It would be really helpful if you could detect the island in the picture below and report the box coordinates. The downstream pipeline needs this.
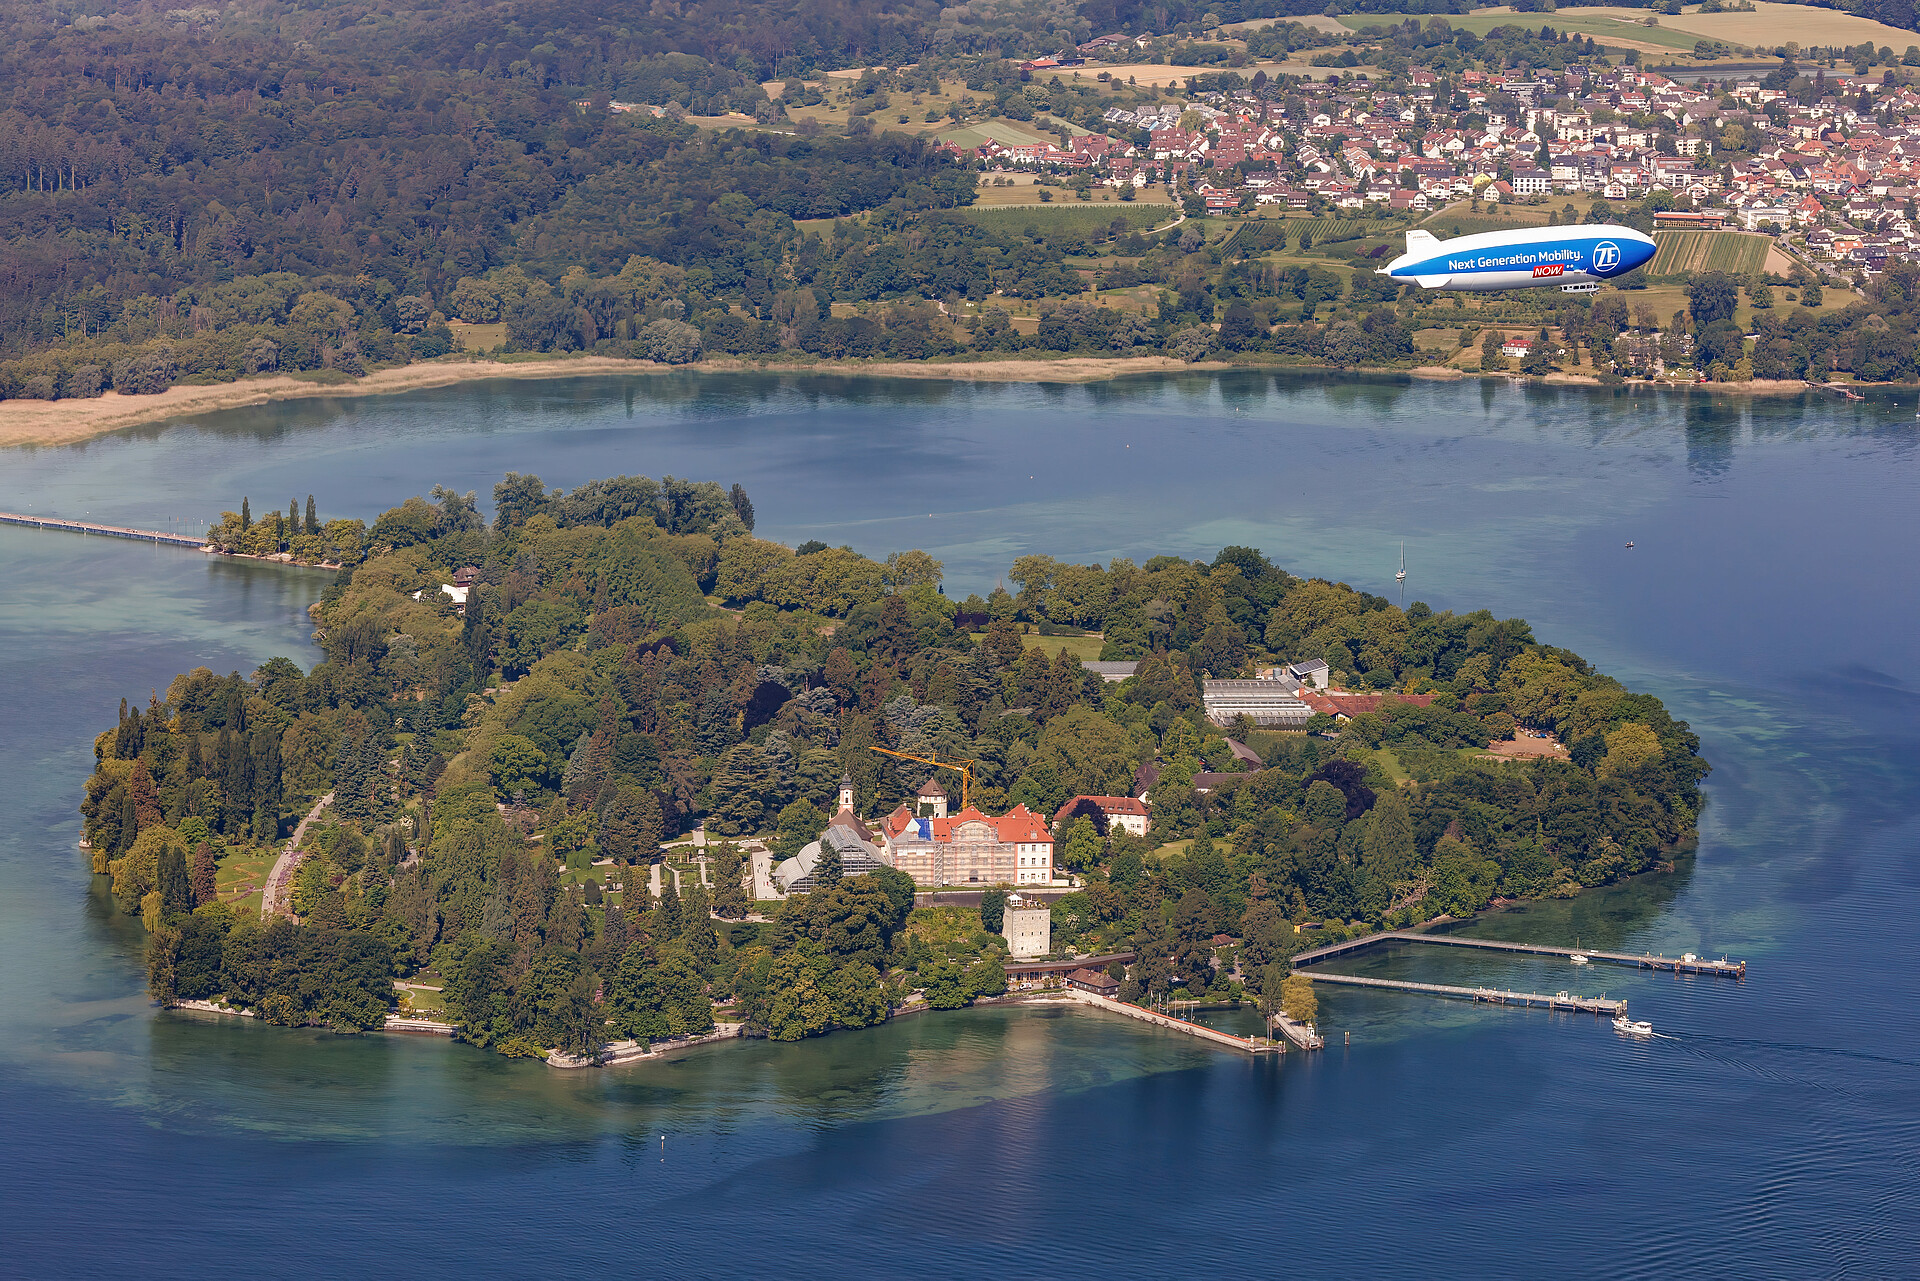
[83,471,1709,1061]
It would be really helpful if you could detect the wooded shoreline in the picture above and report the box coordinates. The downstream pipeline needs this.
[0,354,1838,450]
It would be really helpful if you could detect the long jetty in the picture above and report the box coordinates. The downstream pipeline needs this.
[1067,990,1288,1054]
[1303,972,1626,1015]
[0,510,207,548]
[1293,929,1747,978]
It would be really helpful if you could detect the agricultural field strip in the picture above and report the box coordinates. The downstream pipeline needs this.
[1649,230,1769,276]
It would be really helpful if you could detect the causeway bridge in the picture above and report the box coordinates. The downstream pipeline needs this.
[1293,929,1747,978]
[0,510,207,548]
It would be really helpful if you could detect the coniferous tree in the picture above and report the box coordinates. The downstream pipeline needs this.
[190,842,217,906]
[600,902,629,969]
[813,842,843,889]
[711,842,749,918]
[608,942,667,1043]
[146,925,181,1007]
[305,495,319,535]
[113,789,138,858]
[600,783,662,863]
[657,873,684,939]
[158,844,192,913]
[240,497,251,530]
[289,499,300,533]
[682,884,717,971]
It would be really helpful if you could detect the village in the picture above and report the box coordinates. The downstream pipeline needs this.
[934,48,1920,281]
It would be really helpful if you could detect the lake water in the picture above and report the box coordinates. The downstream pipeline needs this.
[2,371,1916,1278]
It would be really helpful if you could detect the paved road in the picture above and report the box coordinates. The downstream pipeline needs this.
[261,791,334,919]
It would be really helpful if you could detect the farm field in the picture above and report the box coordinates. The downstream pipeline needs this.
[1222,14,1350,34]
[1649,230,1770,276]
[1270,216,1382,245]
[935,117,1057,150]
[1339,10,1701,50]
[1561,2,1920,49]
[973,183,1172,207]
[1032,60,1294,88]
[765,77,1174,142]
[954,204,1172,233]
[1418,209,1556,237]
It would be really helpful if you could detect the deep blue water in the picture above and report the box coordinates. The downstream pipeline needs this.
[2,370,1916,1279]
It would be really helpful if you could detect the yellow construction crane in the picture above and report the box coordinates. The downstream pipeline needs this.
[868,746,976,812]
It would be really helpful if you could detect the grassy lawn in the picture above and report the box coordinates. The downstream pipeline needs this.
[216,846,277,915]
[1153,837,1193,863]
[448,321,506,352]
[1359,746,1410,784]
[396,976,448,1017]
[560,864,607,892]
[1020,633,1106,661]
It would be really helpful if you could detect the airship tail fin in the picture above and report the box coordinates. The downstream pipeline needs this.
[1404,229,1441,257]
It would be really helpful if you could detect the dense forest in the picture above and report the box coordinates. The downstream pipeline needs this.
[84,472,1709,1055]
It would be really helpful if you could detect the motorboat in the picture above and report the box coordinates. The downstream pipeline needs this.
[1569,953,1590,965]
[1613,1015,1653,1036]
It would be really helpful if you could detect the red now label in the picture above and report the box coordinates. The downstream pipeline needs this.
[1532,264,1565,278]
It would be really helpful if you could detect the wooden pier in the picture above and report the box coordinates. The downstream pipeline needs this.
[1293,929,1746,978]
[1304,972,1627,1015]
[0,510,207,548]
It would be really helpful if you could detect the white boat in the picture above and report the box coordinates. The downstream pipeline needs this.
[1613,1015,1654,1036]
[1396,541,1407,584]
[1569,953,1590,965]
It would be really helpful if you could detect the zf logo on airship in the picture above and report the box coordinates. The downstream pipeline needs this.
[1381,225,1655,293]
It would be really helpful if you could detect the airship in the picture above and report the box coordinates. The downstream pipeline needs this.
[1378,223,1656,294]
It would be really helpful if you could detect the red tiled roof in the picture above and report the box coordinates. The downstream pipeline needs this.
[885,804,1053,844]
[1052,796,1150,825]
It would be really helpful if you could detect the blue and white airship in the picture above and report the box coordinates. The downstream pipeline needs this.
[1378,223,1656,293]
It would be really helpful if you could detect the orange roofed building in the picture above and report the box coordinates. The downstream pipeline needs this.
[881,804,1057,887]
[1301,691,1436,719]
[1051,795,1151,837]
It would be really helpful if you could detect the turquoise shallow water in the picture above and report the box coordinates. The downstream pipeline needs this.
[1,371,1916,1278]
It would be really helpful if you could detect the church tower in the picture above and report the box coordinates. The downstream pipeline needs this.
[838,772,855,814]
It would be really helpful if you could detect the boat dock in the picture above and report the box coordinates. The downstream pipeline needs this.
[1302,972,1627,1015]
[1293,930,1746,978]
[0,510,207,548]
